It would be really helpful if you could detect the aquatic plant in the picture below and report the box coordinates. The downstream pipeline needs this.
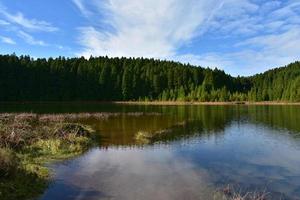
[135,129,171,144]
[135,131,153,144]
[134,120,188,144]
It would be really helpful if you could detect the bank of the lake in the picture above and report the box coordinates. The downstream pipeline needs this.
[0,113,104,200]
[2,101,300,106]
[114,101,300,105]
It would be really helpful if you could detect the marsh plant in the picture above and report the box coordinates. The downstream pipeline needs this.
[214,185,270,200]
[0,113,98,200]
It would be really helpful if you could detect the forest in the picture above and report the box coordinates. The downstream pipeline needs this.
[0,54,299,102]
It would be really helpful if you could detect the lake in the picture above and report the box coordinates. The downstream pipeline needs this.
[1,103,300,200]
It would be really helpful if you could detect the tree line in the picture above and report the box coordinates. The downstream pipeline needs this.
[0,54,299,102]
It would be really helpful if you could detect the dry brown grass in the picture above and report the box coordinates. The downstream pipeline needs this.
[219,185,269,200]
[0,113,101,200]
[0,113,94,149]
[0,112,161,149]
[39,112,160,122]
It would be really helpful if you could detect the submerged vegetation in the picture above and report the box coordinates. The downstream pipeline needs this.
[0,113,97,200]
[1,54,300,102]
[135,121,187,144]
[135,130,171,144]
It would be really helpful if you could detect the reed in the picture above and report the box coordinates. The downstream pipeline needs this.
[217,185,269,200]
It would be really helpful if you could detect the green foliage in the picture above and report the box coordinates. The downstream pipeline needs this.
[0,54,299,102]
[249,61,300,101]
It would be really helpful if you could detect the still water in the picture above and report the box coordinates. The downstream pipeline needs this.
[1,103,300,200]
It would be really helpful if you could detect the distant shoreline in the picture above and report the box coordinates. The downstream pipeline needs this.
[1,101,300,105]
[115,101,300,105]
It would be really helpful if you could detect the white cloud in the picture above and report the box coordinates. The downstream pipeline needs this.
[233,28,300,75]
[0,5,58,32]
[187,27,300,76]
[237,27,300,53]
[0,35,16,45]
[210,0,300,36]
[0,19,9,25]
[18,31,47,46]
[204,0,300,75]
[75,0,223,58]
[171,53,233,70]
[177,0,300,75]
[72,0,92,17]
[73,0,300,75]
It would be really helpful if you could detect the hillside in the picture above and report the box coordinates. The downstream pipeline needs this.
[0,54,299,102]
[249,61,300,101]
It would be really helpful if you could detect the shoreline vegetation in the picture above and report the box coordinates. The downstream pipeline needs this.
[115,101,300,105]
[1,101,300,106]
[0,113,104,200]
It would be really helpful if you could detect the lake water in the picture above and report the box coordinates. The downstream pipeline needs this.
[1,103,300,200]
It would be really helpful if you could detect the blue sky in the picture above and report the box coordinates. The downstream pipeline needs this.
[0,0,300,76]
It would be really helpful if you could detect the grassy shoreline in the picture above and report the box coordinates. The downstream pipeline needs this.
[0,113,99,200]
[1,101,300,106]
[114,101,300,105]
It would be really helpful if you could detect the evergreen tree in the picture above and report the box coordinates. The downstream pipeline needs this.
[0,54,299,102]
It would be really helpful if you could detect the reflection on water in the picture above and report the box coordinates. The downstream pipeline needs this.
[1,104,300,199]
[79,106,236,147]
[42,147,215,200]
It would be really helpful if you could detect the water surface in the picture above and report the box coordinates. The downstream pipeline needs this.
[1,103,300,199]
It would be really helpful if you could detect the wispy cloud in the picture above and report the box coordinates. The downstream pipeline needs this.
[74,0,223,58]
[72,0,300,75]
[172,0,300,75]
[172,53,233,71]
[0,19,9,25]
[0,5,58,32]
[184,26,300,76]
[0,35,16,45]
[0,0,298,75]
[0,2,61,49]
[199,0,300,75]
[209,0,300,36]
[18,31,47,46]
[72,0,92,17]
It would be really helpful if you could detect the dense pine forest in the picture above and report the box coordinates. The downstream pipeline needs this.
[0,54,299,102]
